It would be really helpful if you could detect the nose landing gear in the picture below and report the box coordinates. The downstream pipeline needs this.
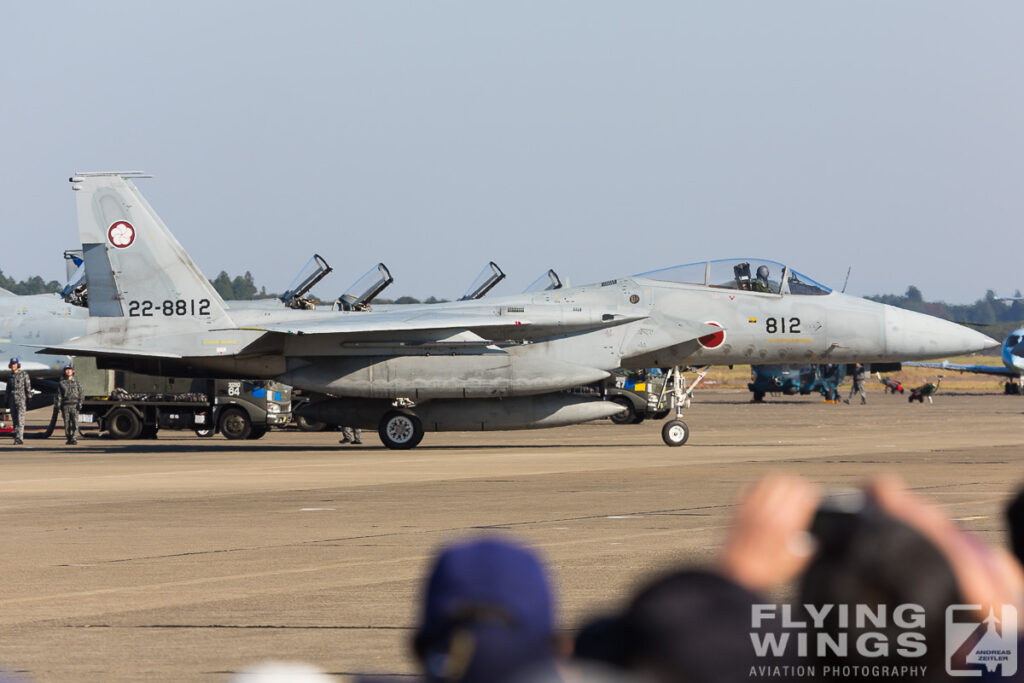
[657,365,710,447]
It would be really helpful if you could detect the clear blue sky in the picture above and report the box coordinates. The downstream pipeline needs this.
[2,2,1021,302]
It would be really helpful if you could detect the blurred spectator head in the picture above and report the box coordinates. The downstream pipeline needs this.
[573,614,629,669]
[1006,487,1024,564]
[413,537,556,683]
[619,569,765,683]
[801,492,959,676]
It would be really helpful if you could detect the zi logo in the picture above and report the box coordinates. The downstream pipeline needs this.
[946,605,1018,677]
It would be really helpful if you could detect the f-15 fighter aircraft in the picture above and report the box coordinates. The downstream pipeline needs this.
[0,287,80,410]
[45,172,997,448]
[0,289,78,381]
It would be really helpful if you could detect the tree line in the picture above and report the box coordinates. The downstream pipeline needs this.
[0,267,448,303]
[207,270,449,303]
[0,270,62,295]
[865,286,1024,325]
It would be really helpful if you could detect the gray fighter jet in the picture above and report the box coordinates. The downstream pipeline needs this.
[0,289,79,380]
[46,172,996,448]
[0,288,80,408]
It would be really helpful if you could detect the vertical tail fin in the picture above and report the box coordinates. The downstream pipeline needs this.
[71,172,231,324]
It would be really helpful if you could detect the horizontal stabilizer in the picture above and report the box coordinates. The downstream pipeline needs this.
[37,342,182,359]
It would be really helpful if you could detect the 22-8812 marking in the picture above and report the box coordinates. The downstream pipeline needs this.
[128,299,211,317]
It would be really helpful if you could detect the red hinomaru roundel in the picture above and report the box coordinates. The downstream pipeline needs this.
[108,221,136,248]
[698,321,726,349]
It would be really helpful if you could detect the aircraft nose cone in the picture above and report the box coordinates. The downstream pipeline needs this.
[885,306,998,359]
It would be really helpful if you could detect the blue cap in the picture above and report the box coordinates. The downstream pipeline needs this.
[416,537,555,682]
[8,357,19,366]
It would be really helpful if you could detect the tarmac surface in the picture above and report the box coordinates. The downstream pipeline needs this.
[1,391,1022,681]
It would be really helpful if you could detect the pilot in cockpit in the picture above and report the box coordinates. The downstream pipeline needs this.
[751,265,772,293]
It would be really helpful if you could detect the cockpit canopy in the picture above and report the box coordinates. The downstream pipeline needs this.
[637,259,831,296]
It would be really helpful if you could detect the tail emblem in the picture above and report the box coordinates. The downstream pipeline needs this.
[108,221,136,248]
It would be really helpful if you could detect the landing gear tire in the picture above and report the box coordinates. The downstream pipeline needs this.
[219,407,252,440]
[246,425,269,440]
[378,410,424,450]
[106,408,142,440]
[662,419,689,447]
[608,397,636,425]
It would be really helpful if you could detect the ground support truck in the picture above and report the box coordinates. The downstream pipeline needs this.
[73,358,291,440]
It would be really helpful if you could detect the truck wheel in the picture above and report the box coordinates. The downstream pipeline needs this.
[246,425,269,440]
[219,407,252,440]
[661,419,689,447]
[106,408,142,440]
[652,409,671,420]
[295,415,326,432]
[378,411,424,450]
[608,397,636,425]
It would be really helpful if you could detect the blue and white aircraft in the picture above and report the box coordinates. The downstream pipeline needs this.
[906,329,1024,393]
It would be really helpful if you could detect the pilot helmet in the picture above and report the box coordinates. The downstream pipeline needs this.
[756,265,770,280]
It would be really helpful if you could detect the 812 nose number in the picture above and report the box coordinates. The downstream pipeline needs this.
[765,317,801,334]
[128,299,211,317]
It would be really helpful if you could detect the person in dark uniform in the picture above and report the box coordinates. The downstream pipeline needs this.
[340,425,363,445]
[845,363,867,404]
[751,265,772,293]
[6,357,31,445]
[58,365,84,445]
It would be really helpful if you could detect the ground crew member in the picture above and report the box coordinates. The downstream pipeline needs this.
[58,365,84,445]
[340,426,362,445]
[6,358,31,445]
[845,362,867,405]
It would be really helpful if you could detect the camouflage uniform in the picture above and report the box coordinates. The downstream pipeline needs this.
[6,370,31,444]
[846,364,867,405]
[58,374,85,444]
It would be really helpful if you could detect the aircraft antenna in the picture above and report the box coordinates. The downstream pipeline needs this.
[841,266,851,294]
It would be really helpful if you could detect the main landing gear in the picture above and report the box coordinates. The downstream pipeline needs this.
[656,365,711,447]
[378,409,424,450]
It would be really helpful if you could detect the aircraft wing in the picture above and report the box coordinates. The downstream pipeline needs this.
[227,308,649,339]
[903,360,1017,377]
[0,287,13,296]
[40,307,655,359]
